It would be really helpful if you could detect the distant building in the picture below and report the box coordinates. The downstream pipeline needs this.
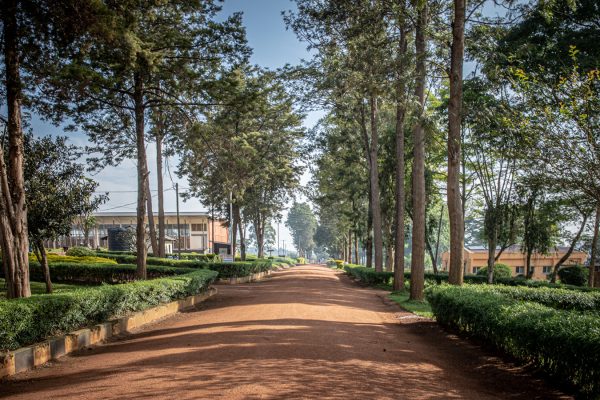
[52,211,229,254]
[441,245,588,280]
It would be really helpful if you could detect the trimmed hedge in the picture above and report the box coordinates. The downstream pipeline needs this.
[209,261,272,279]
[558,265,588,286]
[96,253,208,268]
[0,268,218,351]
[65,246,95,257]
[426,285,600,397]
[27,262,196,284]
[460,284,600,313]
[343,265,599,292]
[29,253,118,265]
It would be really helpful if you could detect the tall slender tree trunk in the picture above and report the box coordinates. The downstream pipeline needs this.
[34,239,52,294]
[447,0,466,285]
[551,213,588,283]
[394,28,407,291]
[156,132,166,258]
[0,1,30,298]
[145,158,158,256]
[526,249,534,279]
[134,71,148,279]
[235,205,245,261]
[369,96,384,272]
[354,233,359,264]
[487,233,496,283]
[348,230,353,263]
[366,191,373,268]
[410,2,427,301]
[256,217,265,258]
[589,205,600,287]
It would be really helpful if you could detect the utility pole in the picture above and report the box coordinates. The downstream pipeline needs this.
[176,183,181,259]
[283,240,286,257]
[277,220,280,256]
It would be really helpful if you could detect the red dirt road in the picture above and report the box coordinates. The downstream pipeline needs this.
[1,265,570,399]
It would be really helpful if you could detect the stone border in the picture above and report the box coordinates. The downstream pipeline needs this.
[0,287,218,379]
[219,270,272,284]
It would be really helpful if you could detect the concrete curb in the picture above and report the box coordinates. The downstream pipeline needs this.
[219,270,272,284]
[0,286,218,379]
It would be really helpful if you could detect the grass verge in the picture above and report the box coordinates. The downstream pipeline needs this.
[389,291,433,318]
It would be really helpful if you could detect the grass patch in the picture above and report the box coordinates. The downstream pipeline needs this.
[0,278,86,299]
[389,291,433,318]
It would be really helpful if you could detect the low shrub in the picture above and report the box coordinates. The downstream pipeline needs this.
[461,284,600,312]
[426,285,600,397]
[296,257,306,265]
[558,265,588,286]
[0,268,218,351]
[208,260,272,279]
[28,262,195,284]
[180,253,220,262]
[65,246,95,257]
[96,253,207,268]
[476,263,512,279]
[29,253,117,265]
[344,265,393,285]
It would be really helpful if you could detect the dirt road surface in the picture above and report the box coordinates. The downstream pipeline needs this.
[0,265,570,399]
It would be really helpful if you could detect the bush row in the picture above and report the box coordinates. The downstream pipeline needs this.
[460,284,600,313]
[0,268,218,351]
[27,262,194,284]
[210,261,273,279]
[95,252,208,268]
[343,265,599,292]
[426,285,600,397]
[29,253,118,265]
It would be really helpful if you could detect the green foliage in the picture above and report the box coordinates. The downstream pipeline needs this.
[209,261,273,279]
[344,265,393,285]
[0,269,218,351]
[95,252,208,268]
[296,257,306,264]
[66,246,96,257]
[476,263,512,279]
[26,262,196,284]
[558,265,588,286]
[456,284,600,313]
[286,202,317,258]
[426,285,600,396]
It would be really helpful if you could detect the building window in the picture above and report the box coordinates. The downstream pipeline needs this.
[472,266,481,274]
[543,266,552,274]
[191,223,207,232]
[515,266,524,274]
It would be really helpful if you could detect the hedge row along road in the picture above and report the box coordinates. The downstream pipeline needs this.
[1,265,571,399]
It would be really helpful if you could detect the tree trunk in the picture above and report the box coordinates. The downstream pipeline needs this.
[354,232,359,264]
[369,96,384,272]
[34,239,52,294]
[256,217,265,258]
[410,2,427,301]
[0,0,30,298]
[366,192,373,268]
[145,158,158,256]
[134,70,148,279]
[394,28,407,292]
[231,205,238,258]
[447,0,466,286]
[526,249,534,279]
[386,245,394,272]
[156,132,166,258]
[487,234,496,284]
[589,205,600,288]
[426,235,437,275]
[551,213,588,283]
[235,205,246,261]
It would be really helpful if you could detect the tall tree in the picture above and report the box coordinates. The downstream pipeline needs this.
[286,202,318,258]
[0,0,107,298]
[23,135,106,293]
[60,1,248,278]
[447,0,465,285]
[410,0,428,301]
